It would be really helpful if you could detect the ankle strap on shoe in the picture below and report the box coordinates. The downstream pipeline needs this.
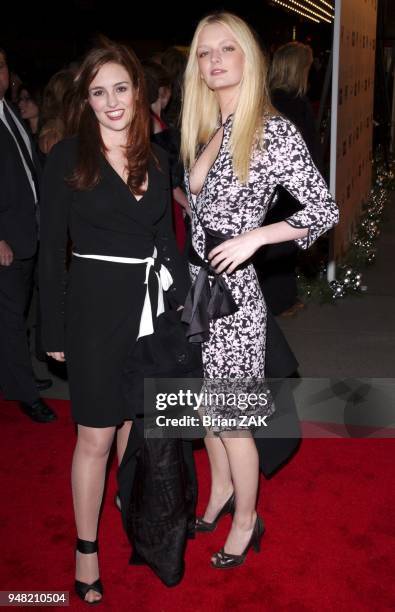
[76,538,98,554]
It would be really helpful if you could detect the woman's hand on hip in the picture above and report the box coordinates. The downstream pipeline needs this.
[46,351,66,362]
[208,229,263,274]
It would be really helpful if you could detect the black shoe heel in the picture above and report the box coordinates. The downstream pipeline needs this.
[211,515,265,569]
[75,538,103,604]
[195,492,235,532]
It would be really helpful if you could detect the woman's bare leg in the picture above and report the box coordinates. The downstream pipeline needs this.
[200,434,234,522]
[215,434,259,557]
[72,425,116,603]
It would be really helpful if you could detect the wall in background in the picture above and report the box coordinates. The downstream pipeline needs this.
[333,0,378,258]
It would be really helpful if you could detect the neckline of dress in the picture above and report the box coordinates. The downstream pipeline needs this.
[103,154,150,204]
[189,117,231,200]
[220,113,234,127]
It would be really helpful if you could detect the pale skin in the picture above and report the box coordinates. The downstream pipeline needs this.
[191,23,308,561]
[48,62,142,602]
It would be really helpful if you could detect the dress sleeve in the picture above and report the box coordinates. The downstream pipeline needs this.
[38,140,73,351]
[268,117,339,249]
[154,153,190,307]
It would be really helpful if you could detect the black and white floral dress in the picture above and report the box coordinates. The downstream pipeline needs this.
[185,114,339,432]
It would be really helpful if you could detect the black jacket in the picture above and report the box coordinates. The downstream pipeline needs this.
[0,102,41,258]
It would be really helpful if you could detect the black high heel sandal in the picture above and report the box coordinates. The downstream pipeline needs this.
[211,514,265,569]
[75,538,103,605]
[195,492,235,532]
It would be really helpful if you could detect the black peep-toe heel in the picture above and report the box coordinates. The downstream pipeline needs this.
[211,515,265,569]
[75,538,103,604]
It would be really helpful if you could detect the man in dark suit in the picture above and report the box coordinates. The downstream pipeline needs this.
[0,47,56,422]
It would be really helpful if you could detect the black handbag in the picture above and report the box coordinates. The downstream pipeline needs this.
[119,299,202,585]
[120,311,201,585]
[119,431,197,586]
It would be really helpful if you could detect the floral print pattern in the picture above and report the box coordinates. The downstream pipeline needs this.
[185,115,339,431]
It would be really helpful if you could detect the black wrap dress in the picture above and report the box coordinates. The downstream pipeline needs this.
[39,137,189,427]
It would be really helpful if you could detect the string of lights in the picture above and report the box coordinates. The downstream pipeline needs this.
[298,0,334,20]
[315,0,334,11]
[272,0,320,23]
[286,0,332,22]
[272,0,335,24]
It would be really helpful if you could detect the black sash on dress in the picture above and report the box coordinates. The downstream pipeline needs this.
[181,239,238,343]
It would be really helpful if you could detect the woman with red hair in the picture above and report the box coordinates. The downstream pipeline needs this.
[39,39,190,601]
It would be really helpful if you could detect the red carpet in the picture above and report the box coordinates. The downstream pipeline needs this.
[0,397,394,611]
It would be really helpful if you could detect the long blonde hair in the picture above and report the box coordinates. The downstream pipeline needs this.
[269,42,313,97]
[181,12,273,184]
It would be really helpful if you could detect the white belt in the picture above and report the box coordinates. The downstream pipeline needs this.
[73,248,173,339]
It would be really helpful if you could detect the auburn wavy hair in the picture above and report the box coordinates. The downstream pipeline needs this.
[68,38,151,194]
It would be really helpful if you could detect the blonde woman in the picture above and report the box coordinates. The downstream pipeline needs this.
[181,12,339,569]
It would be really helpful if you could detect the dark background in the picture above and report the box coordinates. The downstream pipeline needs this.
[1,0,335,83]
